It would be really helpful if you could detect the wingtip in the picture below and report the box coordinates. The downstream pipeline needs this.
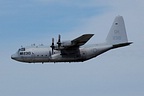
[82,34,94,37]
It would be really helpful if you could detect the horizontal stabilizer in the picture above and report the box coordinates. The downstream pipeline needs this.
[112,42,133,49]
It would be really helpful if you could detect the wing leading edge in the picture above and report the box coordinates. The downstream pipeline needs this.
[71,34,94,46]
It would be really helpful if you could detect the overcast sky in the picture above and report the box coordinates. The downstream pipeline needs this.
[0,0,144,96]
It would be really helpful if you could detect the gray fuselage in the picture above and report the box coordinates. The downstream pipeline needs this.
[11,44,112,63]
[11,16,132,63]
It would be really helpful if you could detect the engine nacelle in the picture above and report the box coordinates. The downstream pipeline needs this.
[61,40,73,47]
[53,40,74,50]
[50,34,75,50]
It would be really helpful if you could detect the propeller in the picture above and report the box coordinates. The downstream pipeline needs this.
[57,34,61,48]
[50,38,55,54]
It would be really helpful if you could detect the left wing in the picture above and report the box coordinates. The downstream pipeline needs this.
[71,34,94,46]
[60,34,94,56]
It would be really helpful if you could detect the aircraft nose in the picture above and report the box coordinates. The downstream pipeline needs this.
[11,54,18,60]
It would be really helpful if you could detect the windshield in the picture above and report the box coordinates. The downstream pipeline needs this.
[18,48,25,52]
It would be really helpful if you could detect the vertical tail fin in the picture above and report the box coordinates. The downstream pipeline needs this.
[106,16,128,45]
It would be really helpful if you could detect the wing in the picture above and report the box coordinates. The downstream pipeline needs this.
[71,34,94,46]
[60,34,94,56]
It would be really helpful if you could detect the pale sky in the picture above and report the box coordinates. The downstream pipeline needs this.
[0,0,144,96]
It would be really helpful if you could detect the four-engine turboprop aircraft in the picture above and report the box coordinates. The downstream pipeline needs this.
[11,16,132,63]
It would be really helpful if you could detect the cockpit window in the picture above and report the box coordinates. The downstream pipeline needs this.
[18,48,25,52]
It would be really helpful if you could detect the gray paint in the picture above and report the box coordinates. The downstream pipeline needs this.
[11,16,132,63]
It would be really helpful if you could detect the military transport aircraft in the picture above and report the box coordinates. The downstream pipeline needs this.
[11,16,132,63]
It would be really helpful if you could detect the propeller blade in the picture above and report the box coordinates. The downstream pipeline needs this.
[50,38,55,54]
[52,38,54,46]
[57,34,61,48]
[58,34,61,42]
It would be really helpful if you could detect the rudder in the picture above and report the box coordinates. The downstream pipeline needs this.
[106,16,128,45]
